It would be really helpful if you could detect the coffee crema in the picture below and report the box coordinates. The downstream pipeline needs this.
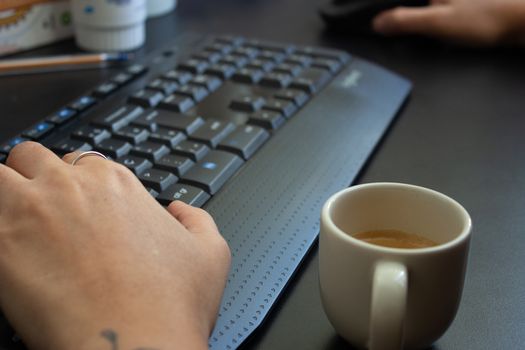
[352,229,438,249]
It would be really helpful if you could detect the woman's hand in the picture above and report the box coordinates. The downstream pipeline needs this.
[373,0,525,46]
[0,142,231,350]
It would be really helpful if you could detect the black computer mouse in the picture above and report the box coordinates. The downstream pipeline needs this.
[319,0,430,32]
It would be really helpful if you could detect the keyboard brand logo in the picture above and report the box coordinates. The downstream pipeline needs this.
[341,70,362,89]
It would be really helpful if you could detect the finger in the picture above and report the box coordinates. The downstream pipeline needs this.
[166,201,220,235]
[373,5,454,37]
[0,163,27,199]
[62,151,109,166]
[6,142,62,179]
[0,164,26,212]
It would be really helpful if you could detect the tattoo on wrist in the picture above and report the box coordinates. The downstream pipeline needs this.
[101,329,160,350]
[101,330,118,350]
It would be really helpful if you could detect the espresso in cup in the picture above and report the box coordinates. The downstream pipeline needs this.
[352,229,438,249]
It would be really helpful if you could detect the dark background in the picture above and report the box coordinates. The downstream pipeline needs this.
[2,0,525,349]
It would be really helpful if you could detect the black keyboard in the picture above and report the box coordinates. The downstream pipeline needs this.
[0,33,411,349]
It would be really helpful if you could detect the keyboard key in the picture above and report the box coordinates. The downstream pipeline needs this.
[246,59,275,72]
[274,89,309,107]
[289,78,315,94]
[70,95,97,111]
[72,125,111,144]
[205,42,233,55]
[113,125,150,144]
[158,94,195,113]
[215,35,244,47]
[231,47,259,59]
[0,154,6,163]
[126,64,147,76]
[173,140,209,161]
[257,50,286,63]
[218,125,270,160]
[51,139,92,155]
[163,70,193,84]
[130,110,159,131]
[189,119,235,147]
[0,136,28,154]
[138,168,178,192]
[149,127,186,147]
[262,98,297,118]
[245,40,294,54]
[147,78,179,95]
[247,110,286,130]
[93,82,118,98]
[95,138,132,159]
[158,184,210,207]
[232,68,264,84]
[146,187,159,198]
[116,154,152,175]
[260,72,292,88]
[129,89,164,108]
[154,110,205,134]
[285,54,313,67]
[181,150,244,195]
[155,154,194,176]
[219,54,248,68]
[295,47,351,64]
[190,75,222,92]
[204,63,237,80]
[289,68,332,94]
[192,51,222,63]
[273,63,302,77]
[177,59,209,74]
[131,141,170,161]
[22,122,54,140]
[47,107,77,125]
[311,58,341,73]
[174,85,209,102]
[111,72,134,85]
[91,105,144,131]
[229,96,266,112]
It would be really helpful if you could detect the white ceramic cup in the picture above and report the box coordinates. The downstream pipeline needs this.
[147,0,177,18]
[72,0,146,52]
[319,183,471,350]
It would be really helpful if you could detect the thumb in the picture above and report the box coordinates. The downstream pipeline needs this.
[373,5,453,37]
[166,201,220,236]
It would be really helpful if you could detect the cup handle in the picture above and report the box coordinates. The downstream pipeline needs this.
[369,261,408,350]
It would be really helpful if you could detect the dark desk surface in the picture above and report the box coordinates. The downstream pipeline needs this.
[3,0,525,349]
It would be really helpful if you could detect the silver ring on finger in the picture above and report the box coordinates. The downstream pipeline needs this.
[71,151,108,166]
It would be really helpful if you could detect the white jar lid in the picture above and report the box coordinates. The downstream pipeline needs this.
[75,23,145,52]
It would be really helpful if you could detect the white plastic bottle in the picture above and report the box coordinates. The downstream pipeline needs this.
[72,0,147,52]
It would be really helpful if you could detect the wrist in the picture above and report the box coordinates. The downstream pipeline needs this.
[21,280,218,350]
[32,303,210,350]
[55,324,208,350]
